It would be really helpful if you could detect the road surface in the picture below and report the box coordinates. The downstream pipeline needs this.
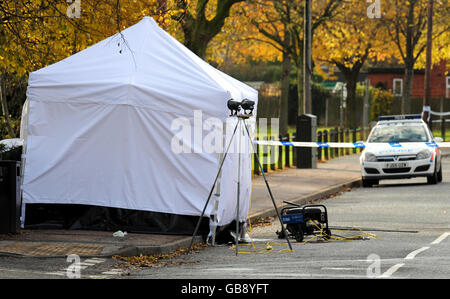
[0,157,448,281]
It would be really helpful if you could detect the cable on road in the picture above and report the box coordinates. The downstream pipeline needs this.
[231,218,379,255]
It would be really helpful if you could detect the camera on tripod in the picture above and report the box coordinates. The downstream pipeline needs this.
[227,99,255,117]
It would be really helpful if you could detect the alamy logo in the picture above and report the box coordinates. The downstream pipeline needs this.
[170,110,278,164]
[366,253,381,278]
[367,0,381,19]
[67,0,81,19]
[66,254,81,279]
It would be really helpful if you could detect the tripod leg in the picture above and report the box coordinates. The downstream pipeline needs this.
[235,119,242,255]
[242,119,293,251]
[187,119,240,254]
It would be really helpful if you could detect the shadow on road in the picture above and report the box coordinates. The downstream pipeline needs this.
[375,181,429,188]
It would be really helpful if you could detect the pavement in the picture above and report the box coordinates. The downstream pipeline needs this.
[1,149,447,258]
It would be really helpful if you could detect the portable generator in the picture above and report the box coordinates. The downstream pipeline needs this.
[276,201,331,242]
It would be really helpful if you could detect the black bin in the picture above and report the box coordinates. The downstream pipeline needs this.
[0,161,21,234]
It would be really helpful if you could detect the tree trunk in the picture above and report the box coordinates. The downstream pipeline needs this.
[401,1,415,115]
[402,65,414,114]
[338,65,362,129]
[182,16,212,59]
[345,78,357,128]
[177,0,243,59]
[334,49,370,128]
[0,73,15,138]
[184,37,209,59]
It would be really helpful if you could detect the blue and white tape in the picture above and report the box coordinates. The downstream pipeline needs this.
[254,140,450,148]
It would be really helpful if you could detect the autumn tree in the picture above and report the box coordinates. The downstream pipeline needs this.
[0,0,241,138]
[204,3,280,66]
[383,0,428,114]
[382,0,449,114]
[248,0,342,128]
[0,0,177,137]
[313,0,388,128]
[171,0,246,58]
[217,0,292,134]
[0,0,62,137]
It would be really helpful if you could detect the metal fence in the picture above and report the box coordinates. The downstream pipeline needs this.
[432,118,448,141]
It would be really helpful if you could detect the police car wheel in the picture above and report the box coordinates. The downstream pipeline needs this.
[437,163,443,182]
[427,163,439,185]
[362,179,378,187]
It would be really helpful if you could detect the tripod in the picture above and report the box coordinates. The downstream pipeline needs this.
[187,114,292,255]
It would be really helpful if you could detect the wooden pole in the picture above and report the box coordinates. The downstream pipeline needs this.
[422,0,434,129]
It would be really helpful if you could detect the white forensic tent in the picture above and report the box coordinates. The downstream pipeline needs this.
[21,17,258,229]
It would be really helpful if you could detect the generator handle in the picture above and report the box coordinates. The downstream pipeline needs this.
[301,204,327,212]
[282,201,301,207]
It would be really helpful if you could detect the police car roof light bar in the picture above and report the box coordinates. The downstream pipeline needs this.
[378,114,422,121]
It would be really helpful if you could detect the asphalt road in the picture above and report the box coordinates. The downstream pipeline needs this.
[127,156,450,280]
[0,157,448,281]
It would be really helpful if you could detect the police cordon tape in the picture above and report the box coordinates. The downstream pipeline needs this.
[254,140,450,148]
[426,106,450,117]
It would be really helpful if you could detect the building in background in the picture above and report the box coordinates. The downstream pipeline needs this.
[368,60,449,99]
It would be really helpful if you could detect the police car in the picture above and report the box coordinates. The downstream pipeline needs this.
[360,115,443,187]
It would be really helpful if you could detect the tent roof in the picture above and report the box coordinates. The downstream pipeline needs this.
[26,17,257,119]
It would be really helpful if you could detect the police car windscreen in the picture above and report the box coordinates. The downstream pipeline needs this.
[368,123,429,143]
